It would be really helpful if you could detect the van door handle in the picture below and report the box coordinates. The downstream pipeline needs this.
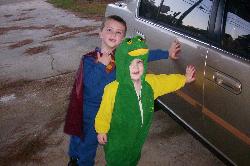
[213,72,242,94]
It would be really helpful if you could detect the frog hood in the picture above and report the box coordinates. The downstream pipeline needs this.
[115,36,149,84]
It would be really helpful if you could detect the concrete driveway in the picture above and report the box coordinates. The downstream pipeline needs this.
[0,0,100,85]
[0,0,225,166]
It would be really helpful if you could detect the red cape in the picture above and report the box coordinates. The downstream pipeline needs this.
[64,57,84,137]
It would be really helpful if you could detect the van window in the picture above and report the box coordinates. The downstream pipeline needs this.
[138,0,163,21]
[222,0,250,60]
[157,0,213,40]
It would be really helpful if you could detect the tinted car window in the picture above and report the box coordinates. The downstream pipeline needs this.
[222,0,250,60]
[138,0,163,21]
[157,0,213,40]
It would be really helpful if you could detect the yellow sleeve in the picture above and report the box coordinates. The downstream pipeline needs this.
[146,74,186,99]
[95,81,118,134]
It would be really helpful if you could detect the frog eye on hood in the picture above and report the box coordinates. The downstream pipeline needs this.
[137,36,145,42]
[126,38,132,45]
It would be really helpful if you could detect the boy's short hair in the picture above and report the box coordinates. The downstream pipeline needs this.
[101,15,127,34]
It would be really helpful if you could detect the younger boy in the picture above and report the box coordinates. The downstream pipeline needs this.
[95,36,195,166]
[64,15,181,166]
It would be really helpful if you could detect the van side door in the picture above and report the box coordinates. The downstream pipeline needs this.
[203,0,250,165]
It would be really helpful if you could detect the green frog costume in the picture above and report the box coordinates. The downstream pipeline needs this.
[95,36,186,166]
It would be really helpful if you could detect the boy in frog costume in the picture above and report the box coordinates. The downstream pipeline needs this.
[95,36,195,166]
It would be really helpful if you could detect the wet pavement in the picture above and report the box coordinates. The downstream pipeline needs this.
[0,0,225,166]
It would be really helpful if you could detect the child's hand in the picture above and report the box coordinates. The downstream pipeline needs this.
[185,65,196,83]
[97,51,112,66]
[169,39,181,60]
[97,133,107,145]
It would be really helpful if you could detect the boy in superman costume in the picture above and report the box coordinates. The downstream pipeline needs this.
[95,36,195,166]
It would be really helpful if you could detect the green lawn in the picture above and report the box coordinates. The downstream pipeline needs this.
[47,0,114,17]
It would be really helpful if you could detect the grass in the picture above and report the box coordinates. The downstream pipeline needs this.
[47,0,114,17]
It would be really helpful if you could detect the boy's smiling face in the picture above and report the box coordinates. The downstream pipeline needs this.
[129,59,144,82]
[99,19,126,50]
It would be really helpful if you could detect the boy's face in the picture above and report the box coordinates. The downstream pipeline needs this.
[99,19,126,50]
[129,59,144,82]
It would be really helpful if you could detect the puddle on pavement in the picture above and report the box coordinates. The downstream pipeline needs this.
[0,25,54,35]
[8,39,33,49]
[12,16,34,22]
[50,25,98,37]
[24,45,49,55]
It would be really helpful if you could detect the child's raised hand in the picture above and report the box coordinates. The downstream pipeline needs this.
[97,133,107,145]
[169,39,181,60]
[185,65,196,83]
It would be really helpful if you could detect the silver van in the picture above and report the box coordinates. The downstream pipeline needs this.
[105,0,250,165]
